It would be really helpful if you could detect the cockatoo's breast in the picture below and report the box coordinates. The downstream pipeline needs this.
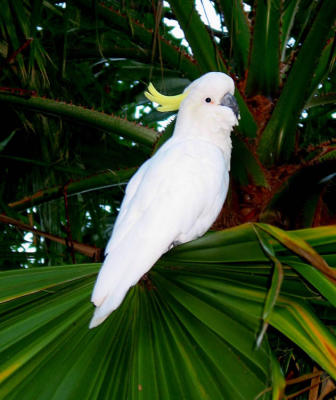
[148,135,230,243]
[173,106,234,161]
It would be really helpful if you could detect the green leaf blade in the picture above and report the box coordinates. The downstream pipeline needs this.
[257,0,336,164]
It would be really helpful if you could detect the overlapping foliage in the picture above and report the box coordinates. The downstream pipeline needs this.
[0,0,335,399]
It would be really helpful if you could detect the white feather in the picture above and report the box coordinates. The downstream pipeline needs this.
[89,72,239,328]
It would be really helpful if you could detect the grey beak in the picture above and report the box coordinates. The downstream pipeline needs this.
[220,93,239,119]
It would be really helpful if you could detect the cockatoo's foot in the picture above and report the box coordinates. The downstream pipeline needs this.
[140,273,154,290]
[168,240,182,251]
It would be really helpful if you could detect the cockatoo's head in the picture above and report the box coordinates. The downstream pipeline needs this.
[145,72,239,132]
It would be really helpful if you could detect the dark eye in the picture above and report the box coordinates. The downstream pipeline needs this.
[205,97,212,103]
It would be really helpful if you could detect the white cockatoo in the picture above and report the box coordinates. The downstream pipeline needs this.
[89,72,239,328]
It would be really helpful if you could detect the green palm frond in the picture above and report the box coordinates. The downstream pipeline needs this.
[1,224,336,399]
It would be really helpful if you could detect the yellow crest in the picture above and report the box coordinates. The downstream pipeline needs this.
[144,83,188,112]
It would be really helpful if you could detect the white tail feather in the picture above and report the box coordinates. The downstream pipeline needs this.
[89,284,131,328]
[89,226,169,328]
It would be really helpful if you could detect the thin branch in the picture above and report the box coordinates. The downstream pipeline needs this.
[5,38,33,64]
[63,182,76,264]
[7,168,134,212]
[0,214,102,260]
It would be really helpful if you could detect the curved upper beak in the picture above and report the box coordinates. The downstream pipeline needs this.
[220,93,239,119]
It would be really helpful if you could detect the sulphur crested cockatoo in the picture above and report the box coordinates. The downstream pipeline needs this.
[89,72,239,328]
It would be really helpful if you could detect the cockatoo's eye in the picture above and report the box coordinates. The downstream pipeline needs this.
[205,97,212,103]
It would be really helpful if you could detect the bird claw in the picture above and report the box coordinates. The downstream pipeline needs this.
[168,241,181,251]
[140,273,155,291]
